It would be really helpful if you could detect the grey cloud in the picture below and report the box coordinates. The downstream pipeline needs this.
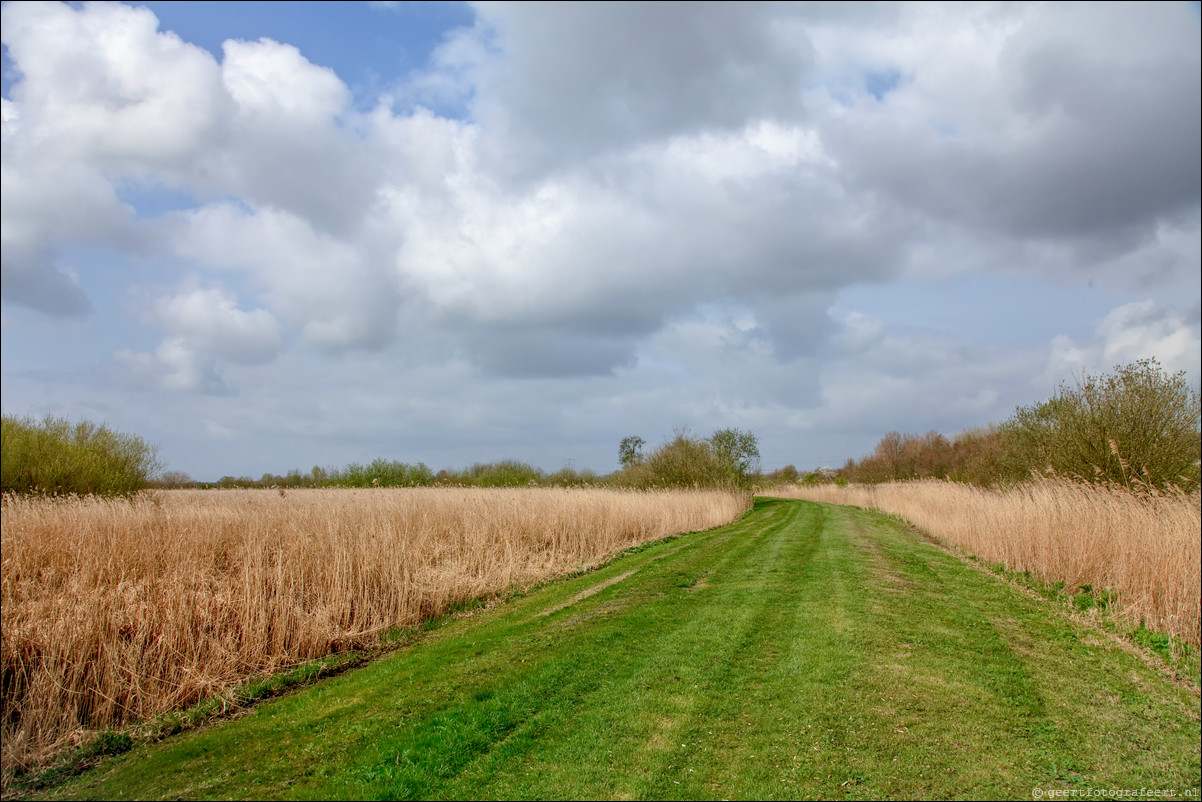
[751,293,836,361]
[997,41,1201,240]
[398,130,913,377]
[466,327,638,378]
[171,203,401,353]
[298,294,399,353]
[814,322,1045,450]
[113,341,232,396]
[0,158,141,316]
[464,1,814,176]
[0,241,91,316]
[204,127,378,238]
[211,38,380,237]
[823,2,1200,262]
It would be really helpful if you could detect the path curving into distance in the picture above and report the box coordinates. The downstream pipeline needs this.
[42,498,1201,800]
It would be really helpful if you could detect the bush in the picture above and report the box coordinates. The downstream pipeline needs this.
[462,460,544,487]
[838,360,1200,491]
[615,428,760,490]
[331,459,434,488]
[840,427,1009,485]
[1000,358,1201,490]
[1,415,161,497]
[545,467,600,487]
[765,464,800,483]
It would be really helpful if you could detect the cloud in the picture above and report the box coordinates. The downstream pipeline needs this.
[383,115,910,374]
[819,310,1032,428]
[171,203,400,352]
[154,287,283,364]
[0,238,91,317]
[1,1,226,171]
[215,38,378,234]
[803,297,1201,463]
[815,2,1201,259]
[1096,302,1200,375]
[1,2,379,320]
[112,286,282,393]
[1,97,140,315]
[1048,301,1202,383]
[114,340,228,395]
[447,1,815,177]
[8,1,1195,380]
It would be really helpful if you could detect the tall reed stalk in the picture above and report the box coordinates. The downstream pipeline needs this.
[1,487,748,782]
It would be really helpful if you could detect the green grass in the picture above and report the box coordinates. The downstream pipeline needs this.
[960,557,1201,687]
[27,498,1201,800]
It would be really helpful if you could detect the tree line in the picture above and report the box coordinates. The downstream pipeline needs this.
[196,427,762,492]
[838,359,1200,491]
[4,359,1193,497]
[196,458,601,491]
[2,414,761,496]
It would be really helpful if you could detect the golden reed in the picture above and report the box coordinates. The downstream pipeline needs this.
[776,478,1200,648]
[1,487,748,781]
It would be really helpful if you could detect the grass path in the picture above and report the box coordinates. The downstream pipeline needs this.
[36,499,1201,800]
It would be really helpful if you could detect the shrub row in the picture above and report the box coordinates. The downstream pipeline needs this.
[1,415,161,497]
[838,359,1200,491]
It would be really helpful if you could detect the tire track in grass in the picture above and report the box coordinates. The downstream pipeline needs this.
[839,505,1197,797]
[845,508,1070,796]
[324,503,788,799]
[536,570,640,618]
[597,499,817,800]
[434,498,815,800]
[636,500,830,800]
[428,499,815,799]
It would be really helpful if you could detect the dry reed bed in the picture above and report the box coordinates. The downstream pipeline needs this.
[0,486,748,780]
[776,479,1200,647]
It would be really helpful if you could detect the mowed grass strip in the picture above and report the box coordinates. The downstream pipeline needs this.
[37,499,1201,801]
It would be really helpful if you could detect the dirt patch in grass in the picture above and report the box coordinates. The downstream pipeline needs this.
[537,570,639,618]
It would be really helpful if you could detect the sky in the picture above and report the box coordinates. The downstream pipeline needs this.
[2,1,1200,481]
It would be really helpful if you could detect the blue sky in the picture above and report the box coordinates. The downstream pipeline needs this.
[138,1,474,112]
[2,1,1199,481]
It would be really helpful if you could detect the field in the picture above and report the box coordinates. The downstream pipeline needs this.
[773,478,1201,649]
[0,487,749,785]
[24,499,1202,800]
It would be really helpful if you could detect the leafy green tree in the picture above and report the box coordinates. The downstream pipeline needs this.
[618,435,646,469]
[1000,358,1201,489]
[708,428,761,484]
[615,427,760,490]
